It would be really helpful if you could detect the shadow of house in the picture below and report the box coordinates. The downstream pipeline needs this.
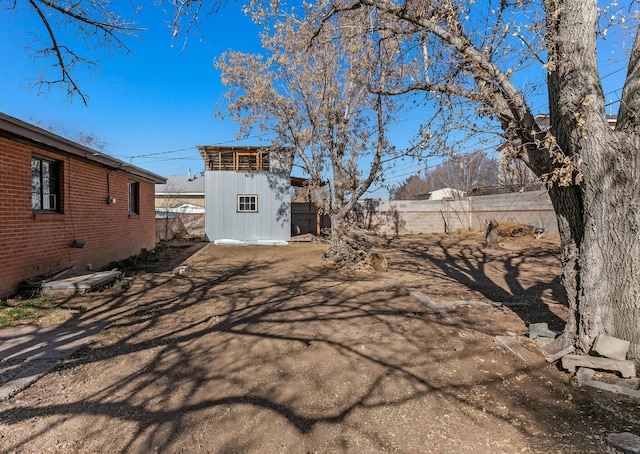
[0,112,166,298]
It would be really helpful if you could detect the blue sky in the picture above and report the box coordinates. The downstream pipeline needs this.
[0,2,264,178]
[0,1,632,198]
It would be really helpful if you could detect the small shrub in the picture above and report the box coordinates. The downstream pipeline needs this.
[106,246,179,275]
[0,295,59,328]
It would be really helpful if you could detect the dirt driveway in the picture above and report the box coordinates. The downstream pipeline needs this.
[0,233,638,453]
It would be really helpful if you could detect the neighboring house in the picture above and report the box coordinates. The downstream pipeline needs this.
[155,173,205,209]
[0,113,166,298]
[418,187,467,200]
[155,203,205,217]
[197,145,292,244]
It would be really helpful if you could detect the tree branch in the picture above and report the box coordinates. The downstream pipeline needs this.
[28,0,87,104]
[617,26,640,134]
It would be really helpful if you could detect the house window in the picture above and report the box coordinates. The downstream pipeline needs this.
[237,195,258,212]
[128,181,140,214]
[31,156,61,212]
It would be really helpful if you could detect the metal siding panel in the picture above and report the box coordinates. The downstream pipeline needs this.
[204,171,290,241]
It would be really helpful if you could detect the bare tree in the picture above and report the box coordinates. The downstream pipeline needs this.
[499,155,544,192]
[4,0,222,104]
[427,150,498,193]
[316,0,640,360]
[30,120,108,150]
[389,174,431,200]
[391,150,498,199]
[217,6,400,267]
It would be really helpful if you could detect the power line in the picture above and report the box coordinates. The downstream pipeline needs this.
[115,60,628,164]
[115,146,197,159]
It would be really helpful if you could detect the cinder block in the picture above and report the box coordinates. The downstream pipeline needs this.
[562,354,636,378]
[592,334,630,360]
[607,432,640,454]
[528,322,557,339]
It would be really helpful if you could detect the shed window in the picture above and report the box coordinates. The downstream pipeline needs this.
[31,156,61,212]
[237,195,258,212]
[128,181,140,214]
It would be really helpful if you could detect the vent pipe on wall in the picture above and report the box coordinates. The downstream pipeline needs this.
[70,239,86,248]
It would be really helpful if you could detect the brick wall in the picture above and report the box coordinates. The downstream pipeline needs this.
[353,191,557,237]
[0,137,157,298]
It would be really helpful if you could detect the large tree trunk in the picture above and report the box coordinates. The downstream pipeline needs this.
[553,139,640,362]
[546,0,640,361]
[324,211,381,271]
[576,138,640,360]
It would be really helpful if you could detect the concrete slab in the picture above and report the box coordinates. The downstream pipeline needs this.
[0,359,58,401]
[562,354,636,378]
[576,368,640,399]
[20,270,122,295]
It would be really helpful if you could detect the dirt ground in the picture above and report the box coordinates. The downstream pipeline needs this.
[1,232,639,453]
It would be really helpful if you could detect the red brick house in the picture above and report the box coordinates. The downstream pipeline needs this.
[0,113,166,298]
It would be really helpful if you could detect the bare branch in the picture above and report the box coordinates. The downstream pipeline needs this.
[617,26,640,133]
[28,0,87,104]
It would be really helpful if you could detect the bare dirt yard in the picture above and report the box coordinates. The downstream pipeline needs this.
[1,232,639,453]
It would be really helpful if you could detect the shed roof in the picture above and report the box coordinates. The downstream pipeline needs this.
[0,112,166,184]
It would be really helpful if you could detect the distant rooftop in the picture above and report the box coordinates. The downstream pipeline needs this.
[156,175,205,195]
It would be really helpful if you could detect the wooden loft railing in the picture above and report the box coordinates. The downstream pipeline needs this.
[204,149,270,172]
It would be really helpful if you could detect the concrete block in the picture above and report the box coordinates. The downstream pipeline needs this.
[562,354,636,378]
[592,334,630,360]
[536,337,555,347]
[545,345,575,363]
[607,432,640,454]
[528,322,557,339]
[576,368,640,398]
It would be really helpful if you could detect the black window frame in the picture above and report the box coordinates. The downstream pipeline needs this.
[237,194,258,212]
[31,155,61,213]
[128,181,140,215]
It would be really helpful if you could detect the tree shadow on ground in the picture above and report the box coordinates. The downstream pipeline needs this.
[0,242,623,453]
[389,235,567,332]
